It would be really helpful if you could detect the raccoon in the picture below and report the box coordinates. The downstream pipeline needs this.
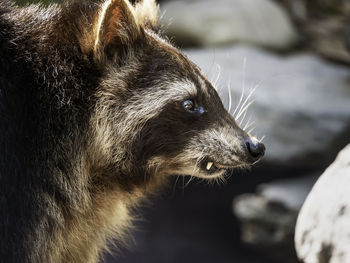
[0,0,265,262]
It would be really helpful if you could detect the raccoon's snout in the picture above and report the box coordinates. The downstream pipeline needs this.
[244,137,265,161]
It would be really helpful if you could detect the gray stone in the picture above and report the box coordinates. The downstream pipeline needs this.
[186,46,350,169]
[233,175,317,263]
[160,0,298,50]
[295,144,350,263]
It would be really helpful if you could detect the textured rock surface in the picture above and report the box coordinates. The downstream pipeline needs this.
[186,46,350,169]
[233,175,317,263]
[160,0,298,50]
[295,144,350,263]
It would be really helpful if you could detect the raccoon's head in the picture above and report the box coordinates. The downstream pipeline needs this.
[89,0,265,186]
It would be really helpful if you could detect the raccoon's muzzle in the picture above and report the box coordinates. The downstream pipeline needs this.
[199,136,265,175]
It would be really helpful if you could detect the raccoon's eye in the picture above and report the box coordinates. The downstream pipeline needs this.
[183,99,205,115]
[183,99,195,112]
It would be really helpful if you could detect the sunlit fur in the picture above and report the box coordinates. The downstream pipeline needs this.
[0,0,263,262]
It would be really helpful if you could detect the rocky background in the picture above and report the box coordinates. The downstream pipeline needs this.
[13,0,350,262]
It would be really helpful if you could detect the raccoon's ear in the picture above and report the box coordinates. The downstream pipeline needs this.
[134,0,159,29]
[93,0,141,63]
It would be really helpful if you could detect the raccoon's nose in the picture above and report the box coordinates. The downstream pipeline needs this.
[245,137,265,160]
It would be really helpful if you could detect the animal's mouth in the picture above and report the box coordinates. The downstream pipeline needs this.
[200,157,234,175]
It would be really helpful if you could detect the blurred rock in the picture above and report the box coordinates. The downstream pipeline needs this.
[186,46,350,169]
[295,144,350,263]
[303,17,350,64]
[233,175,317,263]
[160,0,298,51]
[276,0,350,64]
[276,0,350,20]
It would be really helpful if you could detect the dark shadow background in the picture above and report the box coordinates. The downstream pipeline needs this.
[104,168,299,263]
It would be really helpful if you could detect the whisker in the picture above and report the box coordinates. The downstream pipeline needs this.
[243,118,255,131]
[187,164,198,188]
[225,170,232,180]
[243,114,251,130]
[186,150,205,188]
[172,175,180,195]
[184,175,194,188]
[232,57,247,118]
[227,79,232,113]
[254,79,264,91]
[213,177,219,186]
[232,86,244,118]
[236,87,256,119]
[248,126,256,134]
[237,81,261,123]
[214,64,221,87]
[236,99,255,121]
[238,107,248,126]
[259,135,265,142]
[220,175,227,185]
[181,176,185,195]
